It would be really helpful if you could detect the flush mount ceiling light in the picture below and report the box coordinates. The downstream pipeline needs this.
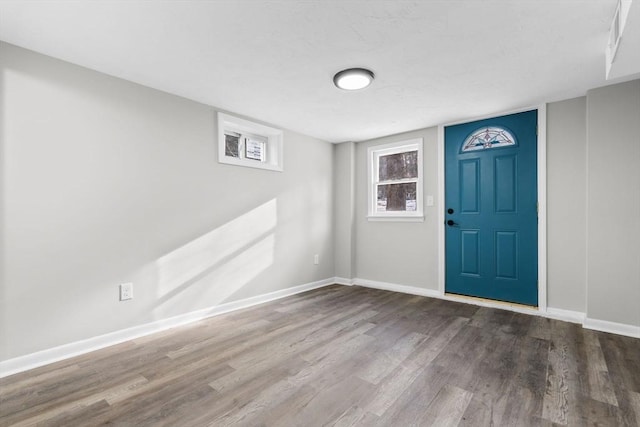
[333,68,375,90]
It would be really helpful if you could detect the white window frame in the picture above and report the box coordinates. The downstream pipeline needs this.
[218,112,283,172]
[367,138,424,222]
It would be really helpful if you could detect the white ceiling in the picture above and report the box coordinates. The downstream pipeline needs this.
[0,0,635,143]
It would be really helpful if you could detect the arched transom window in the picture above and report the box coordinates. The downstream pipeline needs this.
[461,126,516,152]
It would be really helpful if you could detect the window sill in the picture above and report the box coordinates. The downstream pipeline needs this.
[367,215,424,223]
[219,155,283,172]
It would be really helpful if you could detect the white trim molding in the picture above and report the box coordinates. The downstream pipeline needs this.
[354,277,440,298]
[367,138,424,221]
[584,317,640,338]
[367,216,424,222]
[333,277,354,286]
[545,307,586,324]
[537,103,548,312]
[437,124,446,296]
[0,278,335,378]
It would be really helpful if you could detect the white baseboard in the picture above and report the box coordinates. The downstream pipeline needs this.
[333,277,354,286]
[545,307,586,324]
[0,277,335,379]
[584,317,640,338]
[353,277,440,298]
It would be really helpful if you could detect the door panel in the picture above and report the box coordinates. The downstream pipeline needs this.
[445,110,538,306]
[495,231,518,279]
[460,159,480,213]
[461,230,480,276]
[494,155,517,213]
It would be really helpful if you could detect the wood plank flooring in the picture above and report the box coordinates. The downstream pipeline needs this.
[1,285,639,426]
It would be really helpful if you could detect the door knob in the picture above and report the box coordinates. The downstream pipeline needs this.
[446,219,458,226]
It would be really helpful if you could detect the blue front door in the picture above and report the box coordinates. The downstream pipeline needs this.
[445,110,538,306]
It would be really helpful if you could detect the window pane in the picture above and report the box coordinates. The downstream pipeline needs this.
[376,182,417,212]
[245,138,265,161]
[225,133,240,157]
[378,150,417,181]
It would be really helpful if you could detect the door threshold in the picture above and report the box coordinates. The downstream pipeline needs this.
[444,293,538,311]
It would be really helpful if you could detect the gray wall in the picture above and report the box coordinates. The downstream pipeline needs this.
[586,80,640,327]
[354,127,439,288]
[333,141,355,279]
[0,42,335,360]
[342,83,639,331]
[546,97,587,312]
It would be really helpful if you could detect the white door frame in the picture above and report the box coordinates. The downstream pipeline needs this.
[437,104,547,312]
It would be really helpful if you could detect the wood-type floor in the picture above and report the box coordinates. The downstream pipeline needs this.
[1,285,639,426]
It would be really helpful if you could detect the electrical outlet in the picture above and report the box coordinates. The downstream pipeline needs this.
[120,283,133,301]
[314,254,319,265]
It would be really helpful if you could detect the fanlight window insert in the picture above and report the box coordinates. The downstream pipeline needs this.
[462,126,516,152]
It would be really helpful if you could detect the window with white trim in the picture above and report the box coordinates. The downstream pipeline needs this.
[368,138,423,221]
[218,112,283,172]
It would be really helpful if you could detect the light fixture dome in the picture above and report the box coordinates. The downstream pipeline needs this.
[333,68,375,90]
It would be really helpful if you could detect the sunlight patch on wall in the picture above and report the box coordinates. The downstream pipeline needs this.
[154,199,277,314]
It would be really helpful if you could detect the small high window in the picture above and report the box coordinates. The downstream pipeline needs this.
[368,138,423,221]
[218,112,283,171]
[223,131,267,162]
[461,126,516,152]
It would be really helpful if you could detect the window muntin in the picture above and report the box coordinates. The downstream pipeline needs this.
[461,126,516,152]
[368,139,423,220]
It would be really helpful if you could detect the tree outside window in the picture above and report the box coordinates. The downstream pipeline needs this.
[368,139,423,221]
